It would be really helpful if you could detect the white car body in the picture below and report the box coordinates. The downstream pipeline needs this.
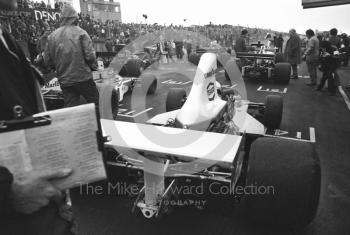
[41,70,137,103]
[101,53,267,218]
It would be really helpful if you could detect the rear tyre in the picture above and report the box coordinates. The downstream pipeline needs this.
[245,137,321,228]
[275,52,284,63]
[188,53,201,66]
[274,62,291,84]
[166,88,187,112]
[140,74,157,95]
[263,95,283,130]
[119,59,142,77]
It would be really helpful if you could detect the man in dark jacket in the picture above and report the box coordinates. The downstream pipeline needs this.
[317,40,339,96]
[174,40,184,59]
[284,29,301,79]
[275,33,284,53]
[234,29,249,53]
[0,0,74,233]
[341,34,349,67]
[328,28,341,87]
[44,5,98,108]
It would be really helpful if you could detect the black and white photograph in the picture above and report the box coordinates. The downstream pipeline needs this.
[0,0,350,234]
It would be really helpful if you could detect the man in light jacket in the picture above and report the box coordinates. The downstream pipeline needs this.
[303,29,319,86]
[44,4,98,108]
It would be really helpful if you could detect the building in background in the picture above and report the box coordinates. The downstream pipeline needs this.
[80,0,121,22]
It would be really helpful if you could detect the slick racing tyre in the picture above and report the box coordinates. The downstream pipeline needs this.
[275,52,285,63]
[263,95,283,130]
[119,59,142,77]
[140,74,157,95]
[166,88,187,112]
[245,137,321,229]
[274,62,291,84]
[188,53,201,66]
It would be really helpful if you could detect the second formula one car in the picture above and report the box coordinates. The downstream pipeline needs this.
[236,45,291,84]
[42,70,157,119]
[101,53,320,229]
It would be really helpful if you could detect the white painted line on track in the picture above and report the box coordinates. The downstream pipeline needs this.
[338,86,350,111]
[118,108,153,118]
[297,132,301,139]
[298,75,310,79]
[309,127,316,143]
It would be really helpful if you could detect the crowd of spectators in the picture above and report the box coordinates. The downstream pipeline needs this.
[16,0,63,9]
[1,4,273,53]
[3,4,349,69]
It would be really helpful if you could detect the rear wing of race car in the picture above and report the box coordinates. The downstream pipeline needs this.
[101,119,242,164]
[236,52,275,60]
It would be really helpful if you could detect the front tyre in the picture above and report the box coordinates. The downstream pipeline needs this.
[274,62,291,84]
[140,74,157,95]
[263,95,283,130]
[166,88,187,112]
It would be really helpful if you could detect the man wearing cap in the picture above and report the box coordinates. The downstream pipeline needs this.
[44,4,98,108]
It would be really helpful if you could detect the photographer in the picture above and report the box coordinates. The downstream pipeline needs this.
[316,40,340,96]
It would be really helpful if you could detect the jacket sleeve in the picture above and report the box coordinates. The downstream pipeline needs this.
[80,32,96,66]
[304,39,315,56]
[43,37,53,68]
[0,166,13,219]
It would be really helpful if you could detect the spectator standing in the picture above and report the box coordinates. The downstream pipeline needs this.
[303,29,319,86]
[234,29,249,53]
[44,5,98,108]
[174,40,184,60]
[317,40,339,96]
[183,34,192,60]
[341,34,349,67]
[105,38,113,52]
[284,29,301,79]
[328,28,341,87]
[275,33,284,53]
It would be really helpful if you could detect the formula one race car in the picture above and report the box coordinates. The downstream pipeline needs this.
[41,70,157,119]
[101,53,321,229]
[114,45,161,78]
[236,45,291,84]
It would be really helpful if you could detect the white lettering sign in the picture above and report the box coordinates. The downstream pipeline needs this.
[34,10,61,21]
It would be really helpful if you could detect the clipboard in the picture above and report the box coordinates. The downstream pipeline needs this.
[0,105,108,151]
[0,104,108,190]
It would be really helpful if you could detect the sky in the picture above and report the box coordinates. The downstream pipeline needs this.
[114,0,350,34]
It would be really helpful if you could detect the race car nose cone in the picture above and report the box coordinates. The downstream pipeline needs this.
[198,53,217,75]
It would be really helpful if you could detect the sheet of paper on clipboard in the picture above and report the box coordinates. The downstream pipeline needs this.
[0,103,106,190]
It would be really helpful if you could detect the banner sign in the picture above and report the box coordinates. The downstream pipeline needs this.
[34,10,60,21]
[0,8,60,21]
